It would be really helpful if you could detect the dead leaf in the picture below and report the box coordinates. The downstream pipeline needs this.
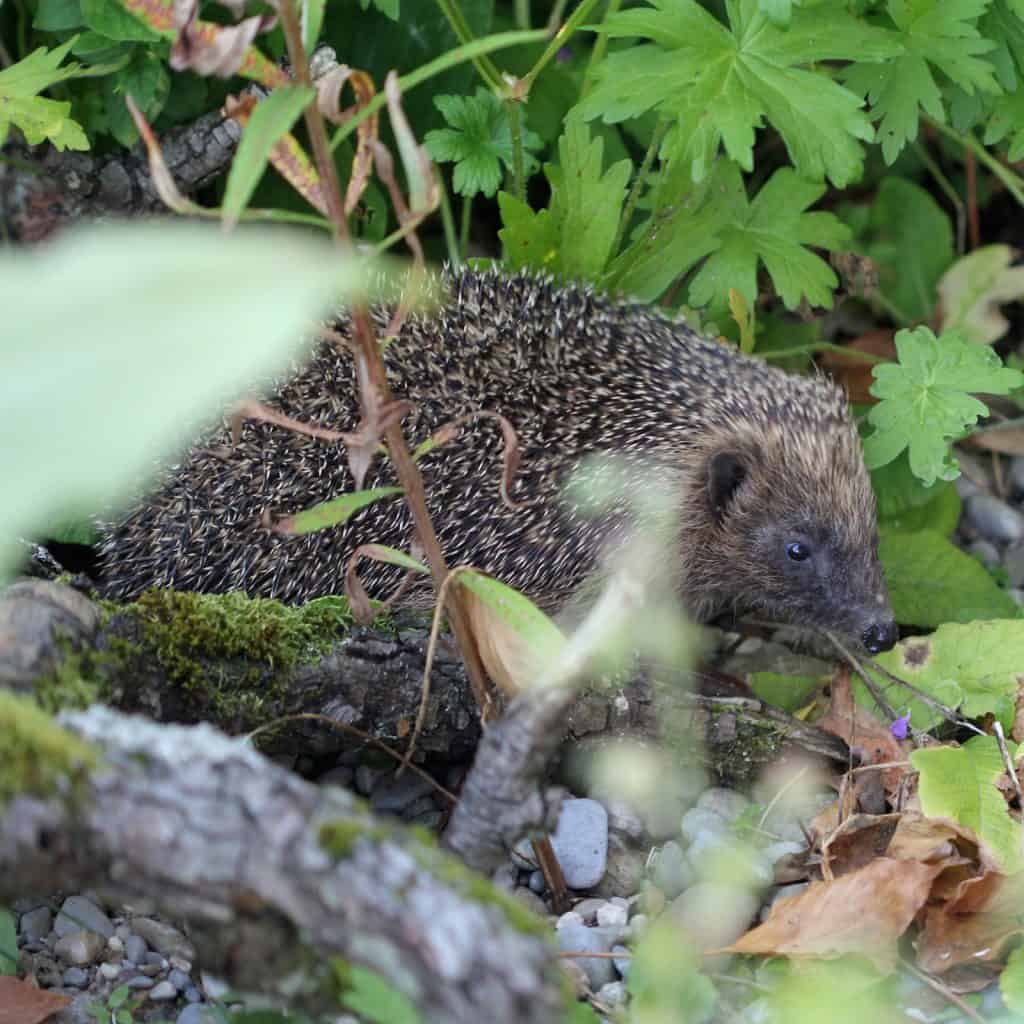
[964,427,1024,456]
[315,65,378,216]
[820,812,900,878]
[939,244,1024,346]
[126,96,204,216]
[818,329,895,405]
[723,857,943,971]
[0,978,71,1024]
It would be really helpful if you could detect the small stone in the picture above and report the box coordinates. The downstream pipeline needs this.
[602,798,645,843]
[528,871,546,894]
[149,980,177,1001]
[510,836,537,871]
[591,835,645,899]
[696,787,750,823]
[168,968,191,990]
[571,899,607,924]
[124,935,148,963]
[668,881,761,969]
[639,883,665,916]
[199,972,230,1000]
[62,967,89,987]
[1010,455,1024,500]
[178,1005,218,1024]
[1005,543,1024,588]
[612,944,631,979]
[126,975,155,990]
[184,987,202,1004]
[550,799,609,890]
[354,763,384,796]
[54,930,106,965]
[596,902,628,932]
[54,897,114,939]
[556,917,616,990]
[511,888,548,917]
[968,539,1001,569]
[556,911,584,929]
[19,907,52,943]
[129,918,195,961]
[491,863,519,892]
[560,959,591,999]
[169,957,192,973]
[145,951,167,967]
[763,881,809,921]
[649,840,693,899]
[763,840,805,867]
[107,935,124,954]
[98,963,121,981]
[965,494,1024,543]
[369,771,434,814]
[627,914,648,941]
[597,981,626,1006]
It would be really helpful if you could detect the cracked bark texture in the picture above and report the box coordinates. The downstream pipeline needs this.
[0,706,568,1023]
[0,110,241,242]
[1,580,851,778]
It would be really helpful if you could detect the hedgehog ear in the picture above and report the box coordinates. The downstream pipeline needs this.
[707,450,747,521]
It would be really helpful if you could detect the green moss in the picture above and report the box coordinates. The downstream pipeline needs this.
[318,819,390,858]
[0,691,98,807]
[33,650,101,713]
[132,590,356,690]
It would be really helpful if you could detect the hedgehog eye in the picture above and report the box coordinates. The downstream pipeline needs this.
[786,541,811,562]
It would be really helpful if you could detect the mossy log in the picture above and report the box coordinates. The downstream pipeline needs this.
[0,579,850,781]
[0,697,571,1022]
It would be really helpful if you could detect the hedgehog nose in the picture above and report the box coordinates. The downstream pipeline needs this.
[862,620,898,655]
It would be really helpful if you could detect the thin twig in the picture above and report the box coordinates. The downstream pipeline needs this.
[993,721,1024,808]
[757,764,809,833]
[903,962,986,1024]
[827,633,900,725]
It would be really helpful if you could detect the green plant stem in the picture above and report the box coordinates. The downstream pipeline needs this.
[433,0,504,90]
[330,30,545,152]
[545,0,570,32]
[927,118,1024,210]
[611,118,668,257]
[521,0,603,92]
[507,100,526,201]
[438,177,461,268]
[515,0,530,30]
[580,0,622,98]
[912,140,966,255]
[459,193,474,261]
[761,341,884,363]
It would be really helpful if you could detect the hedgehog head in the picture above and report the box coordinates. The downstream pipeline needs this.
[677,396,896,655]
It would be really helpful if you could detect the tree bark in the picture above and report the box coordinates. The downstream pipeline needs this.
[0,704,569,1022]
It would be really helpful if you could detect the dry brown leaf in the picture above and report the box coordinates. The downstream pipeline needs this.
[126,96,203,216]
[818,329,895,405]
[0,978,72,1024]
[964,427,1024,456]
[722,857,943,971]
[820,812,900,878]
[315,65,378,216]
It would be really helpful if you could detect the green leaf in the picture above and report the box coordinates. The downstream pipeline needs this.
[106,985,131,1009]
[687,164,849,312]
[878,527,1019,626]
[912,736,1023,873]
[102,48,169,147]
[842,0,1000,164]
[35,0,84,31]
[456,569,566,676]
[579,0,900,186]
[984,86,1024,159]
[0,907,16,976]
[0,221,366,579]
[939,244,1024,346]
[748,671,822,712]
[81,0,160,41]
[877,481,961,535]
[863,326,1024,483]
[1002,944,1024,1014]
[871,450,949,519]
[356,545,429,574]
[280,487,403,535]
[861,618,1024,731]
[362,0,400,18]
[498,114,631,282]
[341,965,422,1024]
[222,85,316,227]
[846,176,953,323]
[303,0,326,53]
[425,88,542,198]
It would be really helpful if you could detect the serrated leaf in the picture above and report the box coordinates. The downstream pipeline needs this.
[341,966,422,1024]
[579,0,900,186]
[1002,944,1024,1014]
[0,221,366,578]
[424,88,541,198]
[81,0,161,41]
[35,0,84,31]
[861,618,1024,732]
[277,487,403,535]
[911,736,1023,873]
[497,192,561,271]
[687,164,849,312]
[863,326,1024,484]
[842,0,1000,164]
[939,244,1024,346]
[984,86,1024,159]
[879,527,1019,626]
[223,85,316,228]
[103,48,169,147]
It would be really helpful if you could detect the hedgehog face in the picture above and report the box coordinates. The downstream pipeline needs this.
[682,421,897,654]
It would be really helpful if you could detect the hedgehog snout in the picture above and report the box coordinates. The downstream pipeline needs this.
[860,619,898,655]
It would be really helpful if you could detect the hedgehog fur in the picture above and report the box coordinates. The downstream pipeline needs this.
[99,267,896,654]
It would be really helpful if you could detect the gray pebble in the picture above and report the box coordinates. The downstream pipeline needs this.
[62,967,90,988]
[596,902,628,931]
[145,951,167,967]
[369,771,434,814]
[612,944,631,979]
[492,862,519,892]
[124,934,148,963]
[510,836,538,871]
[54,930,106,965]
[184,987,202,1004]
[528,871,546,894]
[98,963,121,980]
[597,980,626,1006]
[555,918,616,990]
[680,806,730,844]
[1004,542,1024,587]
[968,538,1001,568]
[668,881,761,968]
[1010,455,1024,499]
[54,896,114,939]
[648,840,693,899]
[571,899,606,924]
[696,787,750,823]
[602,798,645,843]
[761,881,809,921]
[511,888,548,917]
[965,494,1024,543]
[178,1005,217,1024]
[763,840,805,865]
[19,907,53,943]
[149,980,178,1001]
[129,918,195,961]
[126,975,155,990]
[550,799,609,889]
[168,968,191,990]
[354,763,384,796]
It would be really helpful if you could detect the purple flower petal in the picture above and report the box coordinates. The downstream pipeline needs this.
[890,712,911,740]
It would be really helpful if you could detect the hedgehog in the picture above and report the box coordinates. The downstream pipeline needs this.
[99,267,897,655]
